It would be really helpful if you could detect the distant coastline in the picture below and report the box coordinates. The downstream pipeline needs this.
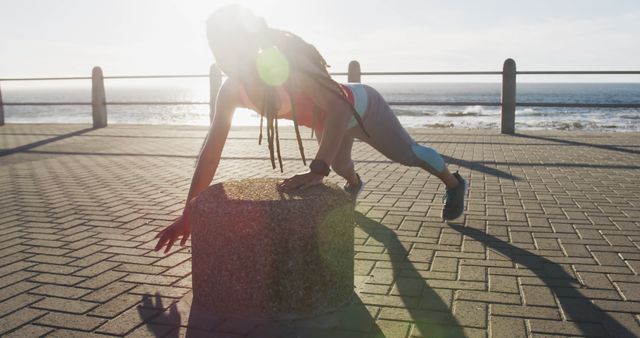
[2,83,639,132]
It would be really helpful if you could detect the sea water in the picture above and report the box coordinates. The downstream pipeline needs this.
[2,82,639,131]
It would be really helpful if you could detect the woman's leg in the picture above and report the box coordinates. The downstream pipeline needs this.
[348,85,460,189]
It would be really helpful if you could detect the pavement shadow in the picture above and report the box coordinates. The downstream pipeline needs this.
[136,214,475,337]
[0,126,94,157]
[138,288,383,337]
[355,212,468,338]
[513,133,640,155]
[441,154,520,181]
[448,223,636,338]
[136,292,181,338]
[464,160,640,170]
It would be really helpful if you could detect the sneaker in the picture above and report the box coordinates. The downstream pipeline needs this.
[343,173,365,201]
[442,171,466,220]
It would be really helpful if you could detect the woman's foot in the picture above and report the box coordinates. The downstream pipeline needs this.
[442,171,466,220]
[343,173,365,201]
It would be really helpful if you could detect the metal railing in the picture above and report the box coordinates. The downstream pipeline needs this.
[1,59,639,133]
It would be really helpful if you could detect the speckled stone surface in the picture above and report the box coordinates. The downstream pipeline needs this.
[189,178,355,320]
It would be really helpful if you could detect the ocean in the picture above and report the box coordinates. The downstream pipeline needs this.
[2,82,639,131]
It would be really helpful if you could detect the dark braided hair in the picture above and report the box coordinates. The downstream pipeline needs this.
[207,5,369,172]
[255,29,370,173]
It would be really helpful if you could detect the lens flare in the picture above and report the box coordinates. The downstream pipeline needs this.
[256,46,290,86]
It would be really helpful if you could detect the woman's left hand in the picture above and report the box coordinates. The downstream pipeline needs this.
[278,171,325,191]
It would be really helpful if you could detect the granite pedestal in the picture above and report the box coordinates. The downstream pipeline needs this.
[188,178,355,321]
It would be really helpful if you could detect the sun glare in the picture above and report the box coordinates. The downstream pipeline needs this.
[169,0,293,24]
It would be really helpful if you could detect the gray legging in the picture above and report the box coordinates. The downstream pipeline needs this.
[318,84,446,178]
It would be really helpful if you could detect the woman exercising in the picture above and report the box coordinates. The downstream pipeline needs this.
[154,5,466,254]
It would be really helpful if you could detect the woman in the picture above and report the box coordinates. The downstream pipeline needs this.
[154,5,466,254]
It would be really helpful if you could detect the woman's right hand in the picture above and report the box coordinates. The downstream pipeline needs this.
[152,78,237,255]
[154,210,192,254]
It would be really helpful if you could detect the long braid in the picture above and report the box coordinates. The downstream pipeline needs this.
[263,86,284,172]
[262,86,276,170]
[254,28,371,173]
[270,29,370,138]
[274,110,283,172]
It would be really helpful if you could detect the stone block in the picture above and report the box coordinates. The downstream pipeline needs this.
[189,178,355,320]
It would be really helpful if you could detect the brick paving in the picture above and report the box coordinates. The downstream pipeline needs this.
[1,123,639,338]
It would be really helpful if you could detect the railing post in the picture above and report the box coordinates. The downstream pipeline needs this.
[209,64,222,123]
[91,66,107,128]
[0,82,4,126]
[348,60,361,83]
[501,58,516,134]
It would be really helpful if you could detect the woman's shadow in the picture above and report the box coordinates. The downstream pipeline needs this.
[354,212,467,338]
[448,222,636,338]
[137,212,469,337]
[138,289,383,337]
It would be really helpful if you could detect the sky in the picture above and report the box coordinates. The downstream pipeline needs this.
[1,0,639,83]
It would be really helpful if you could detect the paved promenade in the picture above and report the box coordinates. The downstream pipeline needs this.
[1,123,639,338]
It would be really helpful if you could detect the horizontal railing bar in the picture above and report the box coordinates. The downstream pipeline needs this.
[106,101,209,105]
[388,101,501,106]
[4,71,639,82]
[371,102,640,108]
[518,71,640,75]
[335,71,503,76]
[104,75,210,79]
[0,77,91,81]
[2,102,91,106]
[0,75,210,81]
[5,101,640,108]
[3,101,209,106]
[517,102,640,108]
[2,72,502,80]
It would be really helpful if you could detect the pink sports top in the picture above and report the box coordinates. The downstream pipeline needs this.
[234,82,368,132]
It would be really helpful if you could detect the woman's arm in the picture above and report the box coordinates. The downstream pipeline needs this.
[277,73,352,191]
[154,79,239,253]
[184,79,239,208]
[300,76,352,167]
